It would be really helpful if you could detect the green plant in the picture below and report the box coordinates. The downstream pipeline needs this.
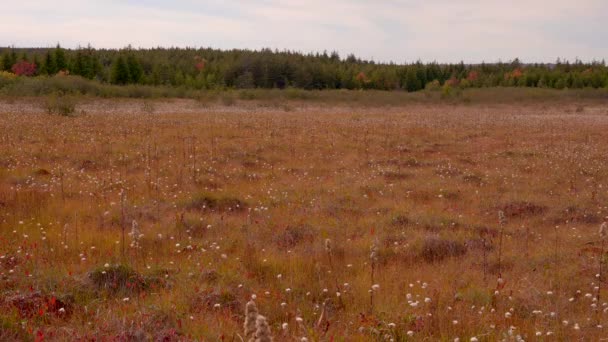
[43,92,77,116]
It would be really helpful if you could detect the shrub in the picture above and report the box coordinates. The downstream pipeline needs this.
[274,224,316,249]
[238,90,257,100]
[419,237,467,262]
[43,93,77,116]
[391,214,410,227]
[0,71,17,89]
[425,80,441,91]
[11,61,37,76]
[284,87,312,100]
[89,264,166,294]
[500,201,547,218]
[0,71,17,80]
[184,192,247,212]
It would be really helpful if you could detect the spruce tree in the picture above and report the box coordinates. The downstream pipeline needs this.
[10,49,17,68]
[1,49,18,71]
[54,44,67,71]
[42,51,56,75]
[71,51,84,76]
[111,56,130,84]
[126,55,143,83]
[0,52,10,71]
[83,45,101,79]
[404,68,422,92]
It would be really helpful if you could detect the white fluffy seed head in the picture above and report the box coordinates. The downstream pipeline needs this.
[498,210,506,225]
[600,222,607,238]
[324,238,332,253]
[244,300,259,339]
[255,315,272,342]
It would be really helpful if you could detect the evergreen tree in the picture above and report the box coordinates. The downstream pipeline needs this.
[404,68,421,92]
[10,49,18,68]
[0,52,11,71]
[41,51,56,75]
[110,56,130,84]
[84,45,102,79]
[71,51,85,76]
[126,55,143,83]
[1,49,18,71]
[54,44,67,71]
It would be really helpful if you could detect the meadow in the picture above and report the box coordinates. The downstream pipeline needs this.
[1,96,608,341]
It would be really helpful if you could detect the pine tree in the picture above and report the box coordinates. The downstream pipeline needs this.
[126,55,143,83]
[41,51,56,75]
[54,44,67,72]
[1,49,18,71]
[110,56,130,84]
[0,51,10,71]
[84,45,102,79]
[71,51,84,76]
[404,67,422,92]
[10,49,17,68]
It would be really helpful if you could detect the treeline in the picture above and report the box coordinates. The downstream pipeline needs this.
[1,45,608,91]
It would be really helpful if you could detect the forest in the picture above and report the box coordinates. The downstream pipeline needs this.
[1,44,608,91]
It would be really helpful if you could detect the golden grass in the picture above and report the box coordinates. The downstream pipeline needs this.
[0,99,608,340]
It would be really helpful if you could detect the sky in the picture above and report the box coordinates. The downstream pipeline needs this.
[1,0,607,64]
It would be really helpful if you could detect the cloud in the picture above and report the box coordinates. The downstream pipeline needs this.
[1,0,606,63]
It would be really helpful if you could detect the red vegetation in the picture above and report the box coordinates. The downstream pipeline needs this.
[467,71,479,82]
[356,71,369,84]
[11,61,37,76]
[194,56,207,72]
[445,77,460,87]
[504,68,523,80]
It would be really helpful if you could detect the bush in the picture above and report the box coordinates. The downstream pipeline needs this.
[0,71,17,89]
[419,237,467,262]
[274,224,316,249]
[184,192,247,213]
[0,71,17,80]
[43,93,77,116]
[89,264,166,294]
[424,80,441,91]
[285,87,312,100]
[11,61,37,76]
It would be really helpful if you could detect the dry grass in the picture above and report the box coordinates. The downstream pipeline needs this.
[1,98,608,340]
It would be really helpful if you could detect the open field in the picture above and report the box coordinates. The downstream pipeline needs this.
[1,98,608,340]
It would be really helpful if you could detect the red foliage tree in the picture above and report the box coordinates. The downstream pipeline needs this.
[504,68,523,80]
[445,77,460,87]
[12,61,37,76]
[467,71,479,82]
[355,71,369,83]
[194,56,207,72]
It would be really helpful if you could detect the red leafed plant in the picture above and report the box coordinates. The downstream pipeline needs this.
[194,55,207,71]
[445,77,460,87]
[12,61,37,76]
[504,68,523,80]
[356,71,369,84]
[467,71,479,82]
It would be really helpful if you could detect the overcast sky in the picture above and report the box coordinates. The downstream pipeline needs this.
[2,0,607,63]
